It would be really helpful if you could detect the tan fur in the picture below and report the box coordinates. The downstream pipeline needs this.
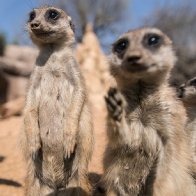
[23,7,94,196]
[103,28,196,195]
[178,77,196,178]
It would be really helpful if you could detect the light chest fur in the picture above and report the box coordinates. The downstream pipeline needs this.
[26,51,78,187]
[31,51,75,149]
[104,83,194,195]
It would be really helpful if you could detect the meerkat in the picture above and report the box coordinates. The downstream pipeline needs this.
[103,27,196,196]
[23,6,93,196]
[178,77,196,177]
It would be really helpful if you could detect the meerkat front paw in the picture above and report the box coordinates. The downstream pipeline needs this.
[105,87,125,121]
[64,132,76,159]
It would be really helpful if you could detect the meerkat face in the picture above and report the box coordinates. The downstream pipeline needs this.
[28,7,75,45]
[109,28,176,80]
[178,77,196,105]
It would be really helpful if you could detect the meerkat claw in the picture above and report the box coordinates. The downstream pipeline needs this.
[105,88,124,121]
[64,137,76,159]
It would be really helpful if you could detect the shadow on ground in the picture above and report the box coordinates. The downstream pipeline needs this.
[0,179,22,187]
[88,172,105,196]
[0,156,5,162]
[42,173,105,196]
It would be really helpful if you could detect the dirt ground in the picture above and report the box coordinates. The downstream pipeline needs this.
[0,106,107,196]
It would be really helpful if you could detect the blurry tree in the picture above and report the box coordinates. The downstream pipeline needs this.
[0,33,6,56]
[45,0,128,41]
[147,1,196,86]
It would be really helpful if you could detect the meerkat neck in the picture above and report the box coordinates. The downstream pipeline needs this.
[117,78,168,104]
[38,40,74,52]
[36,43,74,66]
[117,77,168,92]
[115,69,170,91]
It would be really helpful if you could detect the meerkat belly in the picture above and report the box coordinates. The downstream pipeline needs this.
[37,72,74,185]
[105,147,152,195]
[105,148,137,190]
[38,72,74,148]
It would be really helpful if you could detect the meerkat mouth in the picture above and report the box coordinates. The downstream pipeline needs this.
[124,63,158,73]
[33,30,55,37]
[123,63,149,72]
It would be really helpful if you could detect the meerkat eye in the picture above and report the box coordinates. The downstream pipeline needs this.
[146,33,162,47]
[190,78,196,86]
[113,39,129,54]
[29,11,36,22]
[48,10,59,20]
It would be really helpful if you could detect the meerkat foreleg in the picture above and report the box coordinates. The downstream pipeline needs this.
[105,87,160,148]
[105,87,131,144]
[24,106,41,160]
[64,85,85,159]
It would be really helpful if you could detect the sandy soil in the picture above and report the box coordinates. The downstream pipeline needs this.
[0,106,107,196]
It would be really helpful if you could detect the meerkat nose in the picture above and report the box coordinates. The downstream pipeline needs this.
[126,55,141,64]
[31,21,41,29]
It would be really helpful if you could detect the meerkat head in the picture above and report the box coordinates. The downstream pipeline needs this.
[27,6,75,46]
[109,28,176,83]
[178,77,196,106]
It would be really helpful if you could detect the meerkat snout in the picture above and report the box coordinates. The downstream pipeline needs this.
[30,21,40,29]
[110,28,176,78]
[178,77,196,104]
[28,7,75,45]
[126,54,141,64]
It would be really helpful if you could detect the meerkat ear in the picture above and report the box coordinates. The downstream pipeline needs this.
[68,16,75,33]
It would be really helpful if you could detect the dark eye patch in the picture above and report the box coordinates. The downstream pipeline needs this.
[143,33,163,49]
[29,11,36,22]
[113,38,129,54]
[189,78,196,86]
[46,9,60,21]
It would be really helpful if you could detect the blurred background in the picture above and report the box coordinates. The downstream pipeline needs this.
[0,0,196,86]
[0,0,195,195]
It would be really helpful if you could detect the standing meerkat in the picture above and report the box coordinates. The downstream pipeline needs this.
[23,6,93,196]
[103,27,196,196]
[178,77,196,177]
